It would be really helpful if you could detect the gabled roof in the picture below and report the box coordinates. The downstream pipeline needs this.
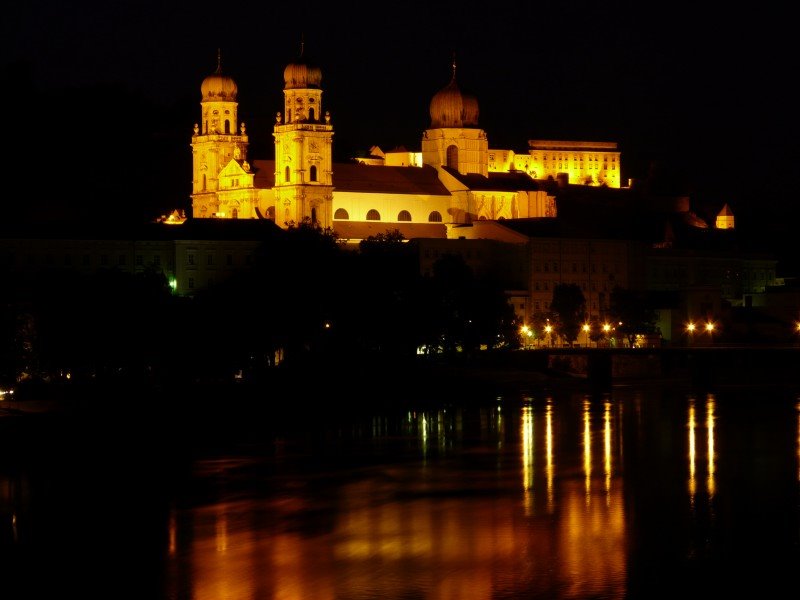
[442,167,541,192]
[333,163,450,195]
[251,160,451,196]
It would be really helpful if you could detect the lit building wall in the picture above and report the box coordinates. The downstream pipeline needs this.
[384,151,422,167]
[331,191,454,224]
[528,238,631,319]
[526,140,621,188]
[421,128,489,177]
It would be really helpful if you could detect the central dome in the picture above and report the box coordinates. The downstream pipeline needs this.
[429,72,479,128]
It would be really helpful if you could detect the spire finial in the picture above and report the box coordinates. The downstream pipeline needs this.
[451,51,457,81]
[300,33,304,58]
[216,48,222,73]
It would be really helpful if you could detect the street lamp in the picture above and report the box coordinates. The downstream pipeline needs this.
[686,321,696,346]
[705,321,715,346]
[520,325,533,348]
[582,323,590,347]
[544,324,553,347]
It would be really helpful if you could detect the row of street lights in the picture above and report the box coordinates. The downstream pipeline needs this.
[520,321,619,348]
[685,320,716,345]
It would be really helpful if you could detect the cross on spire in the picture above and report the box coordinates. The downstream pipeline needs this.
[451,51,457,81]
[216,48,222,73]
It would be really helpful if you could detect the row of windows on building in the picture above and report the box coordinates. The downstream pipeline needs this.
[533,262,620,274]
[531,299,604,312]
[3,253,174,269]
[533,281,612,293]
[186,253,248,267]
[5,251,256,270]
[333,209,443,222]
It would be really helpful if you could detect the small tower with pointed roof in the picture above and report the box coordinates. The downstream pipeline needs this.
[422,56,488,177]
[272,39,334,228]
[191,50,249,218]
[715,203,735,229]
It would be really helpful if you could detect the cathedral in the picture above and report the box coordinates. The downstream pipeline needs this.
[189,52,624,240]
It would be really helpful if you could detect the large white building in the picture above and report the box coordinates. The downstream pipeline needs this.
[189,53,628,238]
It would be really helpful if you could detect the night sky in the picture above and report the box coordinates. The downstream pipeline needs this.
[4,2,797,240]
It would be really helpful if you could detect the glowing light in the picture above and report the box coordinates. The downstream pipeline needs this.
[169,277,177,291]
[544,325,553,334]
[705,322,715,333]
[582,323,590,333]
[686,322,696,333]
[602,323,611,333]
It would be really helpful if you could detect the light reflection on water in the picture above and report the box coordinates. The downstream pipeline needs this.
[2,386,800,599]
[166,393,630,600]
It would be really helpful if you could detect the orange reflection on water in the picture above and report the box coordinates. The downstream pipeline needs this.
[706,394,716,499]
[688,398,697,502]
[172,398,628,600]
[583,398,592,503]
[546,400,555,512]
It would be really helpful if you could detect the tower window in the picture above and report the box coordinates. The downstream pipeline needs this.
[285,166,290,182]
[309,107,315,121]
[232,208,238,219]
[224,120,231,134]
[446,145,458,169]
[398,210,411,221]
[310,165,317,182]
[366,209,381,221]
[311,207,317,224]
[428,211,442,222]
[334,208,349,220]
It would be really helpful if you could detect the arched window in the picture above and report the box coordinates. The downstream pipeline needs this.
[309,107,315,121]
[366,209,380,221]
[224,120,231,134]
[267,206,276,220]
[479,215,486,221]
[288,109,292,123]
[285,166,290,182]
[311,207,317,224]
[334,208,349,220]
[397,210,411,221]
[428,211,442,222]
[232,208,238,219]
[202,174,206,191]
[446,145,458,169]
[310,165,317,182]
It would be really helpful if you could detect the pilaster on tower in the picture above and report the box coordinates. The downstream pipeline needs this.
[272,46,334,229]
[190,51,249,219]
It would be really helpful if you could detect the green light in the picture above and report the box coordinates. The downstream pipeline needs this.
[169,277,177,292]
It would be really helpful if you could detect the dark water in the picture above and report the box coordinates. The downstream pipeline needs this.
[2,383,799,599]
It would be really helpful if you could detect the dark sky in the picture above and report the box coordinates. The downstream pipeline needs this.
[4,1,797,231]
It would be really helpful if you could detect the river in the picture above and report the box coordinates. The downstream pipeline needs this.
[1,380,799,599]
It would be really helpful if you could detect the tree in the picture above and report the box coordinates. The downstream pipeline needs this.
[550,283,586,346]
[609,286,660,347]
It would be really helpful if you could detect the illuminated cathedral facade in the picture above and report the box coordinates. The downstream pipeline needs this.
[190,54,624,238]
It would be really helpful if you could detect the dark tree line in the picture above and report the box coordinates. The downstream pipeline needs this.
[2,222,520,388]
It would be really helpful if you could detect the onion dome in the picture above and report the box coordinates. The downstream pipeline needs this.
[429,60,479,128]
[201,51,238,100]
[283,48,322,89]
[462,92,479,127]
